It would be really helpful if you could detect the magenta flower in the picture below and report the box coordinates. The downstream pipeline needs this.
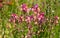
[37,13,45,24]
[29,15,34,21]
[33,4,38,8]
[37,13,44,21]
[54,16,59,20]
[21,3,28,13]
[25,16,31,23]
[18,15,24,23]
[11,13,18,19]
[25,15,33,23]
[9,13,18,23]
[32,4,40,14]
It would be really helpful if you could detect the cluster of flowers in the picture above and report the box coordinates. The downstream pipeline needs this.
[9,3,59,25]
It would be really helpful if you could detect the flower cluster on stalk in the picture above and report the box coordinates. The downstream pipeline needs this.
[9,3,59,25]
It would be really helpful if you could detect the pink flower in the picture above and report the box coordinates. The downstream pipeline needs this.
[9,13,18,23]
[27,8,32,14]
[33,4,38,8]
[21,3,28,13]
[25,16,31,23]
[18,15,24,23]
[9,18,15,23]
[37,13,44,21]
[25,15,33,23]
[54,16,59,20]
[32,4,40,14]
[29,15,34,21]
[11,13,18,19]
[37,13,45,24]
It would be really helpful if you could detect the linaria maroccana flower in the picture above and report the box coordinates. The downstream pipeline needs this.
[25,15,33,23]
[37,13,44,21]
[37,13,45,24]
[18,15,24,23]
[9,13,18,23]
[21,3,28,13]
[32,4,40,14]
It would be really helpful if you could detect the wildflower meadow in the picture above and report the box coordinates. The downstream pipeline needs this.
[0,0,60,38]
